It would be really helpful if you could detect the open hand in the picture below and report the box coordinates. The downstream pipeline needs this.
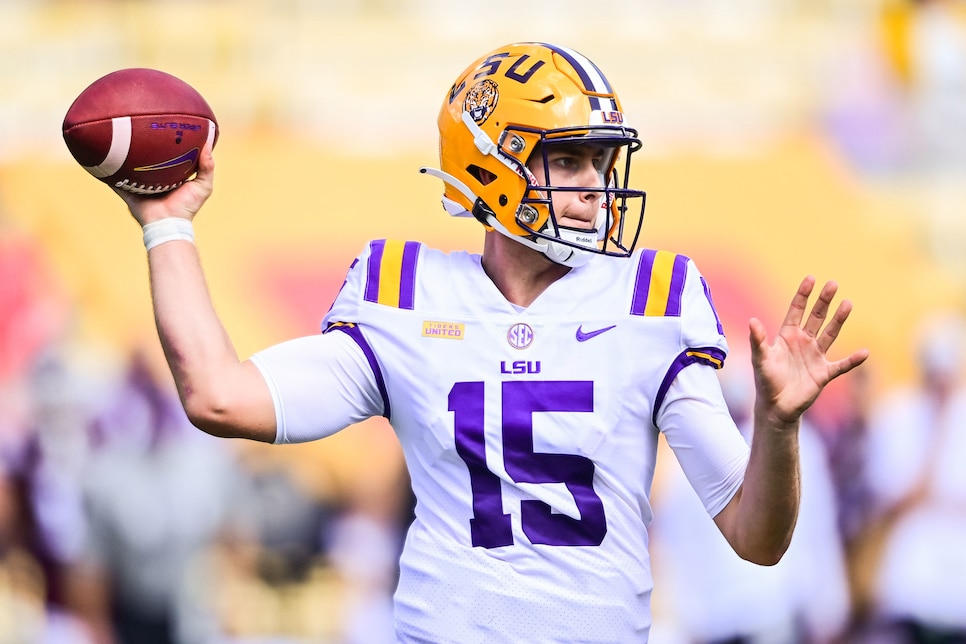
[749,276,869,428]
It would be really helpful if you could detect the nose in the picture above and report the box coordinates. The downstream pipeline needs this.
[577,163,604,207]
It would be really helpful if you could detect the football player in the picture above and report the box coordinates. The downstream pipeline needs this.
[112,42,868,642]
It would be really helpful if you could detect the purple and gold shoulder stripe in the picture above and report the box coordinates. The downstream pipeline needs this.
[652,345,728,427]
[630,249,689,317]
[323,321,356,334]
[684,348,724,370]
[364,239,421,310]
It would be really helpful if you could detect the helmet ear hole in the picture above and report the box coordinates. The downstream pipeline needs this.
[467,165,497,186]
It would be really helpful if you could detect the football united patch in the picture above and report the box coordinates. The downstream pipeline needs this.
[422,321,465,340]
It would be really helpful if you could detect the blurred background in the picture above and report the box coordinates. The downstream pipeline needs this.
[2,0,966,642]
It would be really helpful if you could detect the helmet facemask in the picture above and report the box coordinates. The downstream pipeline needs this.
[511,126,645,267]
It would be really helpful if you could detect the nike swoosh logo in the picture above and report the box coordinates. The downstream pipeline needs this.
[576,324,617,342]
[134,148,200,172]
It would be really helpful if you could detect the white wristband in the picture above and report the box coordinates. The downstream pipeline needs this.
[142,218,195,251]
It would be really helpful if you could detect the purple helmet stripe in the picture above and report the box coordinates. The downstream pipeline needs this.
[364,239,386,304]
[534,42,614,94]
[531,43,615,113]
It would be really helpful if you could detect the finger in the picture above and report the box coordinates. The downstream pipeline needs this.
[828,347,870,381]
[193,142,215,183]
[817,298,852,352]
[802,280,838,338]
[781,276,816,328]
[201,140,215,170]
[748,317,768,365]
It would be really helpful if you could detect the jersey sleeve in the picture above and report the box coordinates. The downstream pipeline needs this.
[250,329,384,444]
[657,364,750,517]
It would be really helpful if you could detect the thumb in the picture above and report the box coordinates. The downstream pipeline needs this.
[748,317,768,365]
[196,141,215,178]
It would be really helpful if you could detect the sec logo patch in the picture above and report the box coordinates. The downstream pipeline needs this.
[507,323,534,349]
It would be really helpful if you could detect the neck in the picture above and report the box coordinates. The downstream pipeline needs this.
[481,231,570,308]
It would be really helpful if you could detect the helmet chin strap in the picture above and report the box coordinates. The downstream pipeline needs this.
[544,239,593,268]
[540,222,598,268]
[540,198,608,267]
[498,215,596,268]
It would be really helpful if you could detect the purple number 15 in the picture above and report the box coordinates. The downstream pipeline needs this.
[449,380,607,549]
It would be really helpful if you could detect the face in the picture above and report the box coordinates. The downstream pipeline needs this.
[526,143,608,231]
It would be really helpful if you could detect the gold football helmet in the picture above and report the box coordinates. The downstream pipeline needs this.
[421,42,646,267]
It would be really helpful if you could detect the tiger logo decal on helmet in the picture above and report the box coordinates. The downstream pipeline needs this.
[464,79,499,125]
[420,42,647,268]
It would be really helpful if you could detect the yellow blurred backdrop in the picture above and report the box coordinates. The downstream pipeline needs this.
[4,2,966,639]
[2,0,965,464]
[0,0,964,462]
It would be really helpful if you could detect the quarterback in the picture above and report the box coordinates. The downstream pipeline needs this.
[112,42,868,642]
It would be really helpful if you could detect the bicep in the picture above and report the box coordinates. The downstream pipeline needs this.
[188,358,277,443]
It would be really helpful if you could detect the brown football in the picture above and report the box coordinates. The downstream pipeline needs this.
[62,68,218,195]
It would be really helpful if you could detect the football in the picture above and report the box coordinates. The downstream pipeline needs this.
[62,68,218,195]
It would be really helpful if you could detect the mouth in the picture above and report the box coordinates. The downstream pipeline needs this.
[556,214,597,230]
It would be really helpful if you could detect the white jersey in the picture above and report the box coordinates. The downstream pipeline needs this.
[252,240,750,643]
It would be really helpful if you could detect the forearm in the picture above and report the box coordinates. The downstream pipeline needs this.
[114,148,273,440]
[728,407,802,565]
[146,238,263,438]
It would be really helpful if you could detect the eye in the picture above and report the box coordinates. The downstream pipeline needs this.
[542,146,604,175]
[543,154,575,173]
